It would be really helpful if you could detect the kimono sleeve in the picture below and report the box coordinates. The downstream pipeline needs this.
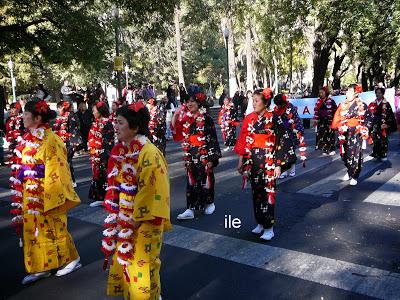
[43,133,80,214]
[101,121,115,160]
[68,113,82,146]
[386,104,398,133]
[292,105,304,134]
[273,114,297,170]
[234,115,251,155]
[133,144,170,224]
[363,103,374,131]
[331,104,342,130]
[205,115,222,163]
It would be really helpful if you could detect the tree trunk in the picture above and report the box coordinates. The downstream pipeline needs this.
[174,6,185,86]
[226,17,238,97]
[332,52,345,90]
[289,35,293,93]
[272,53,279,93]
[245,19,253,92]
[311,34,336,97]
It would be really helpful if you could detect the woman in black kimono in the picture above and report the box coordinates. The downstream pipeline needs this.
[147,98,167,155]
[87,101,115,207]
[314,86,337,155]
[218,96,239,152]
[176,93,222,220]
[331,84,373,186]
[368,87,397,161]
[54,101,82,187]
[234,88,296,241]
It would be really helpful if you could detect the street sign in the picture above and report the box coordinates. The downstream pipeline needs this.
[114,56,123,71]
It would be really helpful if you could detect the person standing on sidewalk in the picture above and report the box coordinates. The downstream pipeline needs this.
[10,100,81,285]
[102,103,171,300]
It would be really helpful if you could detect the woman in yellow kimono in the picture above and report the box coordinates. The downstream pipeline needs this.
[10,100,81,285]
[101,102,171,300]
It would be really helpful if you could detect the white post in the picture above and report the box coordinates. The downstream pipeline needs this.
[8,60,16,103]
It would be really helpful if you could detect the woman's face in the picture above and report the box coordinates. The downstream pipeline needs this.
[186,98,199,113]
[345,88,356,101]
[115,115,137,143]
[246,92,253,99]
[23,111,41,129]
[92,105,101,119]
[223,97,229,105]
[319,89,327,99]
[375,89,383,100]
[112,102,118,112]
[253,94,266,114]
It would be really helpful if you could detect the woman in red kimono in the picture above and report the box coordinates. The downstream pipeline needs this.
[314,86,337,155]
[218,96,239,152]
[331,84,373,186]
[234,88,296,241]
[88,101,115,207]
[53,101,82,187]
[367,87,397,160]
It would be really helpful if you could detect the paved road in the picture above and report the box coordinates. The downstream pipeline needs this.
[1,128,400,300]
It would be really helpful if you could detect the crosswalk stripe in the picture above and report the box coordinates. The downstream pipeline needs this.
[66,204,400,300]
[297,153,397,197]
[363,171,400,206]
[163,225,400,300]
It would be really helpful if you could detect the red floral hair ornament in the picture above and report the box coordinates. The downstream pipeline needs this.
[35,100,49,114]
[128,101,145,112]
[147,98,156,105]
[262,88,273,100]
[355,84,363,94]
[63,101,70,109]
[282,94,288,102]
[15,102,22,110]
[195,92,206,103]
[96,101,105,108]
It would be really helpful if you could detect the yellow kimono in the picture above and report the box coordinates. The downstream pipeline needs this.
[106,138,171,300]
[20,128,80,273]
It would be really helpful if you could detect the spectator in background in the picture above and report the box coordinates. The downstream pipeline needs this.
[0,128,4,166]
[35,84,51,101]
[218,90,227,106]
[245,90,254,116]
[239,91,246,117]
[77,101,94,152]
[61,79,74,103]
[167,84,177,107]
[394,87,400,140]
[179,83,187,105]
[232,91,240,112]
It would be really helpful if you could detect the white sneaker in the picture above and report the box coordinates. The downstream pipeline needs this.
[289,170,296,177]
[260,227,274,241]
[329,151,336,156]
[279,171,288,179]
[251,224,264,234]
[89,201,103,207]
[343,173,350,181]
[177,209,194,220]
[223,147,231,152]
[56,257,82,277]
[322,152,329,156]
[204,203,215,215]
[21,272,51,285]
[72,181,77,188]
[349,178,358,186]
[381,157,388,161]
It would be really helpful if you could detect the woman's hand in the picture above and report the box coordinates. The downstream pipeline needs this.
[237,156,244,174]
[274,166,281,178]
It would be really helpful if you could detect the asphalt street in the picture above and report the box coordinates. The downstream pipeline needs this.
[1,126,400,300]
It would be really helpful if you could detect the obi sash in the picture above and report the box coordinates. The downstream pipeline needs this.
[189,135,204,147]
[18,164,45,181]
[252,134,274,149]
